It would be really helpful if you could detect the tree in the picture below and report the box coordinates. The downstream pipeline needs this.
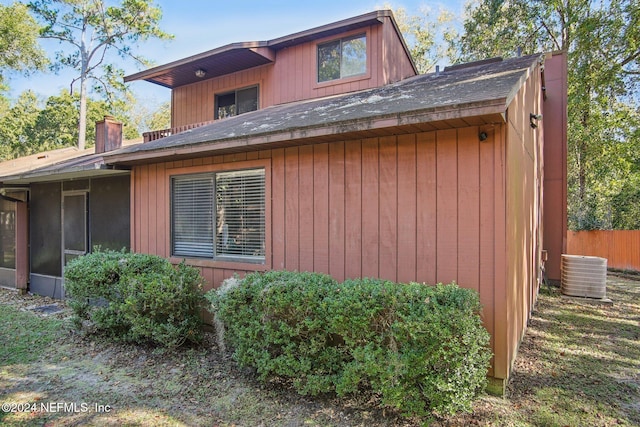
[453,1,552,62]
[145,100,170,131]
[450,0,640,230]
[108,90,156,140]
[390,5,458,73]
[28,0,172,150]
[0,89,130,160]
[0,90,40,159]
[0,2,47,99]
[34,89,115,150]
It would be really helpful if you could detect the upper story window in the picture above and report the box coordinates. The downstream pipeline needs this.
[215,85,259,119]
[171,168,266,263]
[317,34,367,83]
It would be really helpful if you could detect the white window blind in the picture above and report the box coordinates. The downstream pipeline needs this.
[215,169,265,259]
[171,168,265,262]
[172,176,214,257]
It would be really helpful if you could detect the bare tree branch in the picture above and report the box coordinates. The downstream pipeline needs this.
[620,50,640,68]
[28,0,172,149]
[39,32,82,50]
[539,19,561,51]
[69,76,80,95]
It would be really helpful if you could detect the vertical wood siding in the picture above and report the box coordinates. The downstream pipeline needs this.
[132,155,273,288]
[567,230,640,272]
[382,17,417,82]
[171,66,271,128]
[542,52,568,281]
[170,18,416,128]
[502,62,544,379]
[132,125,511,379]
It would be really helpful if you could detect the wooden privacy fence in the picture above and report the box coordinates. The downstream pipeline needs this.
[567,230,640,272]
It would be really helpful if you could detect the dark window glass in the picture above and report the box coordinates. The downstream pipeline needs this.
[237,86,259,115]
[30,183,62,276]
[90,175,130,251]
[216,92,236,119]
[63,194,87,253]
[317,34,366,82]
[215,86,259,119]
[317,40,341,82]
[171,169,265,262]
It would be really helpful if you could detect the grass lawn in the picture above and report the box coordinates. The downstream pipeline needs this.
[0,275,638,426]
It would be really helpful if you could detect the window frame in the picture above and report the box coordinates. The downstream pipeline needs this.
[316,32,368,84]
[170,164,268,266]
[0,197,16,270]
[214,85,259,120]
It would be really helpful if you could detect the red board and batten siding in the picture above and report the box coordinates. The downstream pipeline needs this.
[502,58,544,379]
[381,14,416,84]
[131,125,508,379]
[171,66,270,128]
[131,60,552,384]
[170,18,415,128]
[542,52,568,281]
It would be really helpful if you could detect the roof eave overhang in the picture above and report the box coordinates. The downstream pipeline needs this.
[124,42,274,88]
[107,99,507,166]
[0,164,131,186]
[123,10,417,89]
[268,10,389,49]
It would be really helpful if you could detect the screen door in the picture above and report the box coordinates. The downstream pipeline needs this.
[63,192,88,266]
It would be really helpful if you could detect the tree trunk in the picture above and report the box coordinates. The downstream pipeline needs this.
[576,105,590,202]
[78,75,87,151]
[78,13,89,151]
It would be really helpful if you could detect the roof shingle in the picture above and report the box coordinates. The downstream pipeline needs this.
[109,54,542,165]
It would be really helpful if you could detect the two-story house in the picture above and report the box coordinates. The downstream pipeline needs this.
[124,10,417,142]
[109,9,568,391]
[0,9,567,392]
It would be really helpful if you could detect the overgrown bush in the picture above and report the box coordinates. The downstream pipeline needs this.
[207,271,492,417]
[65,249,206,348]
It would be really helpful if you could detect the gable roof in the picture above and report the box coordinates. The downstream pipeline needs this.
[124,10,416,89]
[108,54,543,166]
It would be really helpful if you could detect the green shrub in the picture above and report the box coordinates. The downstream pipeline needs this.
[65,249,206,347]
[207,271,492,417]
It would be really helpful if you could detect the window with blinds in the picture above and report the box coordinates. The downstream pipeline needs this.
[171,168,265,262]
[172,175,214,257]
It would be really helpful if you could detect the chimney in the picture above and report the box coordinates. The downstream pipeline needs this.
[95,116,123,154]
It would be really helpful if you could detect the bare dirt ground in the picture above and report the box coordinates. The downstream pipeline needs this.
[1,274,639,426]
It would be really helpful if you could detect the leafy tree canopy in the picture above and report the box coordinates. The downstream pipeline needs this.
[28,0,172,149]
[448,0,640,229]
[0,90,40,159]
[124,98,169,136]
[0,89,135,160]
[390,4,458,73]
[0,2,47,100]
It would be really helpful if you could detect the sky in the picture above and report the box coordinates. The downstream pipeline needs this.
[3,0,465,107]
